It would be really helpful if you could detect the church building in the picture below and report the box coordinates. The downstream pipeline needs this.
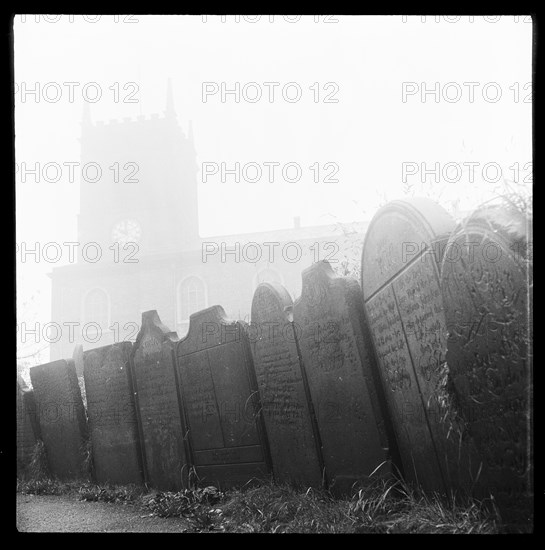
[49,83,366,361]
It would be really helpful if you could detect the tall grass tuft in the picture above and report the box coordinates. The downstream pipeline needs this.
[218,482,352,533]
[16,440,66,495]
[144,485,224,529]
[349,474,500,534]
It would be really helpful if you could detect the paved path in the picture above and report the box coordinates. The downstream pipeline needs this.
[16,493,192,533]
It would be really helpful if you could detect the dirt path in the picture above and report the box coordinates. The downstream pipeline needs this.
[16,493,193,533]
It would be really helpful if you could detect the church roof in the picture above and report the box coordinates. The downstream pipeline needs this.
[202,221,368,246]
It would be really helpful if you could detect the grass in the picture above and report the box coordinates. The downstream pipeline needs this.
[77,481,146,503]
[17,466,522,533]
[143,486,225,530]
[27,440,50,480]
[16,441,64,495]
[348,477,500,534]
[215,482,353,533]
[17,477,68,496]
[177,477,502,533]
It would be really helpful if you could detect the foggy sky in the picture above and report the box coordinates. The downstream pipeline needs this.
[14,15,533,359]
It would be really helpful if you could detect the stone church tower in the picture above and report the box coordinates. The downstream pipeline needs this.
[78,79,199,255]
[49,81,365,362]
[50,81,203,360]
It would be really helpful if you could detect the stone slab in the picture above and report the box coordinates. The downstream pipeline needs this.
[176,305,271,489]
[250,282,324,487]
[293,261,393,495]
[83,342,143,485]
[131,311,189,490]
[29,359,88,480]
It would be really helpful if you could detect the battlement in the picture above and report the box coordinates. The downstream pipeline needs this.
[93,112,174,127]
[89,112,191,143]
[82,78,188,134]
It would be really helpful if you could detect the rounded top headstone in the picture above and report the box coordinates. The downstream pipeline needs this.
[251,282,293,320]
[361,197,455,299]
[439,202,532,513]
[440,201,531,406]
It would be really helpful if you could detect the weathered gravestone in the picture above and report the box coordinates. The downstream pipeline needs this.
[29,360,88,480]
[16,376,41,477]
[250,282,324,487]
[361,197,460,494]
[293,261,393,495]
[83,342,143,485]
[131,311,189,491]
[176,305,271,489]
[440,204,532,516]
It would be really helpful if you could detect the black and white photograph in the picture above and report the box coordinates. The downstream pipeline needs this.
[15,14,533,533]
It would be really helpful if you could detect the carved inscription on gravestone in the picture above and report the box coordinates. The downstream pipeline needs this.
[293,261,392,495]
[440,204,532,514]
[29,359,88,480]
[176,305,271,489]
[131,311,189,491]
[250,282,324,487]
[83,342,143,485]
[17,376,41,477]
[361,198,456,493]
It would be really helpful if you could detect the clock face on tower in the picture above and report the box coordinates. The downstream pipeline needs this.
[111,219,142,245]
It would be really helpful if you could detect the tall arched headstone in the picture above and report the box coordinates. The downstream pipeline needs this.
[440,204,532,520]
[131,311,190,491]
[83,342,143,485]
[29,359,88,480]
[361,197,456,493]
[176,305,271,489]
[293,261,393,495]
[250,282,324,487]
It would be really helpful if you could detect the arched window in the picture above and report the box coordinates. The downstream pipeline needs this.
[177,276,207,323]
[254,268,282,290]
[83,288,110,329]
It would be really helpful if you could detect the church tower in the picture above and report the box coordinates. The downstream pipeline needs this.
[77,79,199,257]
[49,79,352,363]
[49,81,202,361]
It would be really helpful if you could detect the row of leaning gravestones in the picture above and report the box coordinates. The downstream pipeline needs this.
[17,197,532,523]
